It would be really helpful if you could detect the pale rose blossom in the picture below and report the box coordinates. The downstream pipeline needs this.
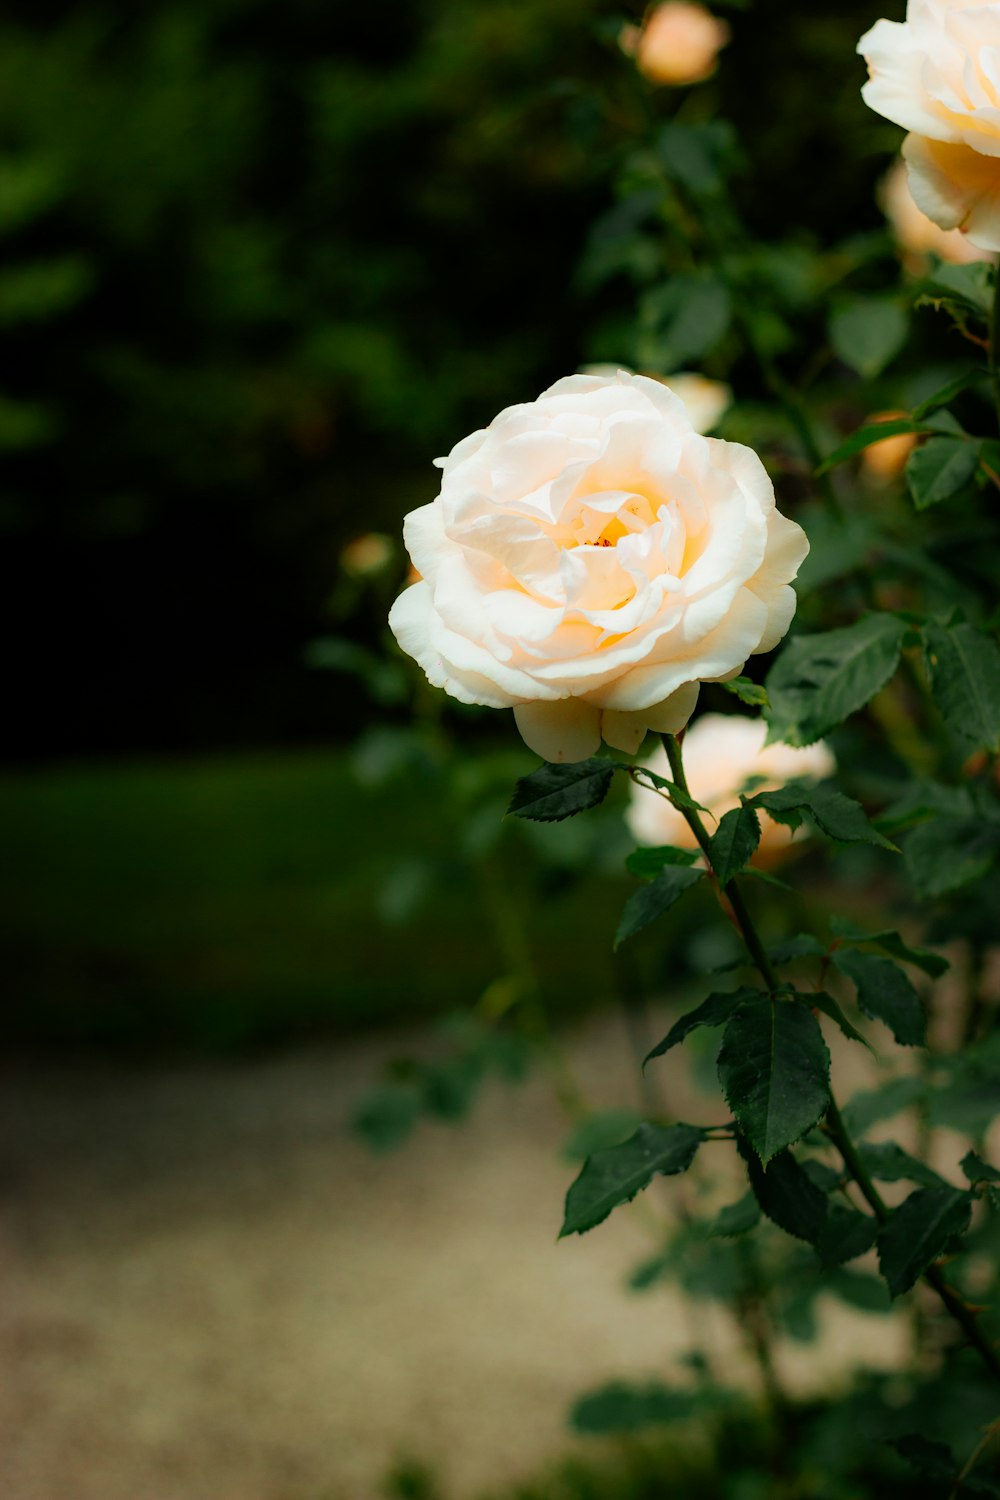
[859,2,1000,252]
[340,532,394,578]
[581,366,732,434]
[627,714,835,860]
[622,2,730,87]
[880,158,992,267]
[860,409,920,480]
[389,371,808,763]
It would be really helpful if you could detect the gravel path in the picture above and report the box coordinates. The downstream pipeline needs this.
[0,1015,906,1500]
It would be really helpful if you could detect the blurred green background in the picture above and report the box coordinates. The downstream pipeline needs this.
[2,0,900,1051]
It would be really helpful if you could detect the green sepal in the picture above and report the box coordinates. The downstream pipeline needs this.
[560,1122,705,1237]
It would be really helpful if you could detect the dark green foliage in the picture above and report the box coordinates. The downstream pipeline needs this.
[877,1186,974,1298]
[905,437,980,510]
[828,295,907,379]
[904,810,1000,898]
[625,845,700,878]
[923,621,1000,752]
[748,782,895,849]
[832,949,926,1047]
[709,1193,761,1238]
[809,990,872,1049]
[820,415,951,472]
[508,760,614,822]
[765,614,907,747]
[636,272,731,370]
[816,1205,878,1268]
[717,675,769,707]
[708,803,761,885]
[741,1145,829,1244]
[829,918,949,978]
[644,988,759,1066]
[570,1381,696,1434]
[614,866,704,949]
[961,1151,1000,1186]
[718,997,830,1163]
[562,1110,643,1162]
[856,1141,946,1189]
[560,1123,704,1237]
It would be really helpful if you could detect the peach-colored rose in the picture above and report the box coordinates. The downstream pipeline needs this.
[626,713,835,861]
[623,2,730,87]
[880,158,992,267]
[340,532,394,579]
[389,371,807,763]
[860,409,920,481]
[859,2,1000,252]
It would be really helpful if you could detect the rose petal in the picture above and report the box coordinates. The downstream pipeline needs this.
[513,699,602,762]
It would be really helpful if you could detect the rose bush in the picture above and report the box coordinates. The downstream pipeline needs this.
[389,371,808,763]
[859,0,1000,251]
[626,713,835,859]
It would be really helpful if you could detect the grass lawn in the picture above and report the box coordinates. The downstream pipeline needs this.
[1,747,635,1052]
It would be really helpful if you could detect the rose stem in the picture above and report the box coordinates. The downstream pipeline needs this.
[991,253,1000,437]
[660,731,1000,1384]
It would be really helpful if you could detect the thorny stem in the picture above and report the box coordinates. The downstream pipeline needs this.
[949,1418,1000,1500]
[991,254,1000,437]
[660,731,1000,1386]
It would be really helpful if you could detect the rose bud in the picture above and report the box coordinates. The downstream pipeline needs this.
[623,2,730,87]
[389,371,807,763]
[860,410,919,482]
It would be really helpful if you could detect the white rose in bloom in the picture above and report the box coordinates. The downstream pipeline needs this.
[580,366,732,434]
[389,372,808,763]
[859,1,1000,252]
[627,714,836,861]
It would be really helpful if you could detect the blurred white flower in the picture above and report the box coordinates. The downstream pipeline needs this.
[627,713,835,862]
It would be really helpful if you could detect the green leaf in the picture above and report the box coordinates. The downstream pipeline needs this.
[915,260,993,319]
[614,866,704,949]
[961,1150,1000,1185]
[819,417,946,473]
[570,1380,697,1434]
[816,1204,878,1268]
[560,1122,704,1236]
[857,1141,946,1189]
[765,613,907,746]
[718,997,831,1163]
[708,803,761,885]
[507,759,614,822]
[656,120,737,198]
[877,1185,973,1297]
[625,765,709,813]
[810,990,873,1050]
[644,987,760,1066]
[625,845,700,878]
[352,1083,421,1152]
[709,1192,761,1237]
[741,865,795,892]
[829,917,949,978]
[923,621,1000,753]
[636,272,732,370]
[832,949,926,1047]
[904,814,1000,898]
[718,675,769,707]
[749,782,896,850]
[841,1076,927,1134]
[740,1143,829,1244]
[912,367,990,418]
[829,295,907,379]
[905,436,979,510]
[768,934,826,965]
[0,254,94,324]
[562,1109,644,1162]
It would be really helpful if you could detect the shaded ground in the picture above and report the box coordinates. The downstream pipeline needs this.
[0,1015,907,1500]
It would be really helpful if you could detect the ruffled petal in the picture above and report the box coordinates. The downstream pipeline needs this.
[513,699,602,762]
[904,131,1000,248]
